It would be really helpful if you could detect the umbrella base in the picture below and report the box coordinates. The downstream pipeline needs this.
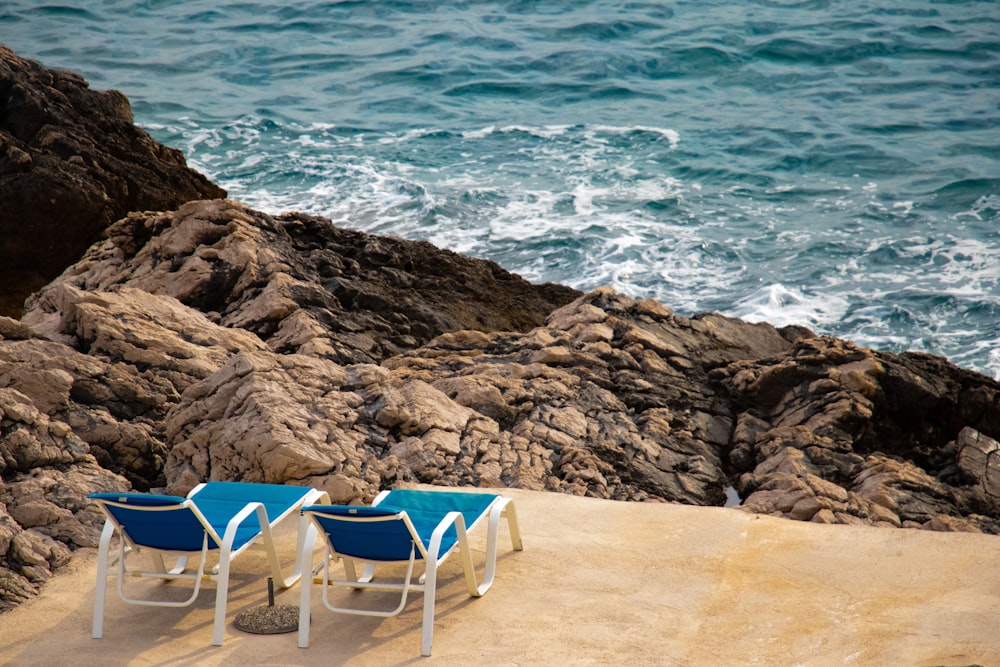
[234,604,299,634]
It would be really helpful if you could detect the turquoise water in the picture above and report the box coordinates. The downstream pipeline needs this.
[3,1,999,376]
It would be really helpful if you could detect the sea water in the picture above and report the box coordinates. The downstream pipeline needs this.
[2,1,998,377]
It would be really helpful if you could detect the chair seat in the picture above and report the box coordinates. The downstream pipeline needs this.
[197,481,320,551]
[378,489,499,554]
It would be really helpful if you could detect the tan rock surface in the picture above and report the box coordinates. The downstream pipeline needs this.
[0,487,996,666]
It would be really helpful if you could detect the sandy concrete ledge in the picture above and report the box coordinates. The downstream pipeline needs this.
[0,487,997,666]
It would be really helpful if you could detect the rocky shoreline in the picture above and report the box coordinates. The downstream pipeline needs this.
[2,46,999,611]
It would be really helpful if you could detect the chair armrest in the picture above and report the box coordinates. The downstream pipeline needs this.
[221,501,266,551]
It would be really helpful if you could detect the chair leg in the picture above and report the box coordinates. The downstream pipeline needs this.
[319,551,415,617]
[342,558,376,586]
[297,525,319,649]
[462,497,524,597]
[502,498,524,552]
[211,502,260,647]
[421,557,437,657]
[255,504,291,588]
[91,520,115,639]
[212,539,233,647]
[149,552,191,575]
[283,510,315,589]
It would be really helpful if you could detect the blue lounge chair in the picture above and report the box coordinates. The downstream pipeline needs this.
[297,488,523,656]
[89,481,330,646]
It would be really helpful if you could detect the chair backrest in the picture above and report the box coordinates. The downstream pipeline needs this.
[303,506,420,562]
[89,493,210,552]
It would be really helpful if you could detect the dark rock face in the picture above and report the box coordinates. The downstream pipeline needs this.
[24,201,580,366]
[0,46,226,317]
[381,288,795,505]
[719,338,1000,531]
[17,198,581,487]
[275,213,582,362]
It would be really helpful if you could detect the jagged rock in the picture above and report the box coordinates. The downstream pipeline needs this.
[379,287,795,504]
[1,192,577,573]
[0,386,128,609]
[956,427,1000,512]
[720,337,1000,532]
[0,46,226,317]
[0,317,31,341]
[24,199,579,364]
[13,286,271,489]
[15,197,1000,534]
[24,283,269,385]
[164,351,373,496]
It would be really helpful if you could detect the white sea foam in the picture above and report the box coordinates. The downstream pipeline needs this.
[498,124,572,139]
[298,121,339,132]
[728,284,850,330]
[629,177,686,204]
[589,124,680,149]
[234,154,266,170]
[956,194,1000,222]
[461,126,497,140]
[986,345,1000,380]
[294,134,336,149]
[374,128,442,144]
[460,124,665,144]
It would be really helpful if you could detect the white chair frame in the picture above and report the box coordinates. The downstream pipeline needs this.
[297,491,523,656]
[91,483,329,646]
